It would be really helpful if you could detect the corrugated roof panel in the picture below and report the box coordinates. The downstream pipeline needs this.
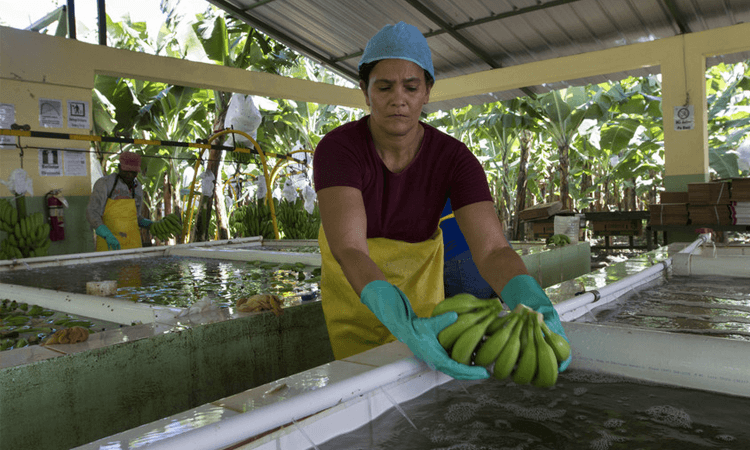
[212,0,750,111]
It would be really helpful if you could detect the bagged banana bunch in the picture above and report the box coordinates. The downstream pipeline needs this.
[434,293,571,388]
[0,199,51,260]
[150,213,183,242]
[276,197,321,240]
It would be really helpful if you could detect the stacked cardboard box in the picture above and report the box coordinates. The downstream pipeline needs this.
[730,178,750,201]
[649,203,689,225]
[591,219,643,235]
[649,192,689,225]
[660,192,689,204]
[688,204,733,225]
[686,181,732,225]
[687,181,731,204]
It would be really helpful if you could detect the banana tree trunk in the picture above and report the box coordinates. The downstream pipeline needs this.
[558,142,571,210]
[513,131,530,240]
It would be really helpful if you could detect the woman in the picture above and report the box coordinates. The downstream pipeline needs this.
[86,151,153,251]
[313,22,570,380]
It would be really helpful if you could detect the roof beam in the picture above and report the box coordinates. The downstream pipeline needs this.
[662,0,691,34]
[334,0,584,63]
[405,0,540,98]
[404,0,499,69]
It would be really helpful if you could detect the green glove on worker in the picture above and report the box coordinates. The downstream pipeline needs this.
[95,224,120,250]
[500,274,572,371]
[138,218,153,228]
[360,280,490,380]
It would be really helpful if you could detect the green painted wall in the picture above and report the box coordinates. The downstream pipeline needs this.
[0,301,334,450]
[663,173,709,192]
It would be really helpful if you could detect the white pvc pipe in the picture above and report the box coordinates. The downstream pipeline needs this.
[146,357,428,450]
[556,260,670,321]
[555,234,712,321]
[0,246,166,272]
[566,321,750,398]
[166,246,322,266]
[0,236,264,272]
[0,283,180,325]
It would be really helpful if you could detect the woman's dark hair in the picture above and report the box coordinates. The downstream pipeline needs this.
[358,60,435,90]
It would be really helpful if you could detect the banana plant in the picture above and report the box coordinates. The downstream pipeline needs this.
[521,87,601,211]
[191,11,300,240]
[706,62,750,179]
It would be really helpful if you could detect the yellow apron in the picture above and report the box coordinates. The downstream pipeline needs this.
[318,226,445,359]
[95,198,142,251]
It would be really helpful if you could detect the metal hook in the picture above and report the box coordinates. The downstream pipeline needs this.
[16,137,24,169]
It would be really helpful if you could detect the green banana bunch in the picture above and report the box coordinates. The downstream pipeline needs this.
[230,198,277,239]
[0,198,19,232]
[150,213,183,242]
[276,198,320,240]
[432,294,570,388]
[228,147,254,165]
[546,234,571,247]
[0,207,51,260]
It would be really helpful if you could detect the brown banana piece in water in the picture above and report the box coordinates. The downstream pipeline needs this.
[43,326,90,345]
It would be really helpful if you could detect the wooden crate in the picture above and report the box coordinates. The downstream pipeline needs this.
[531,221,555,238]
[519,201,562,221]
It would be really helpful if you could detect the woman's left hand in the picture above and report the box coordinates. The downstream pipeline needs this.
[361,280,490,380]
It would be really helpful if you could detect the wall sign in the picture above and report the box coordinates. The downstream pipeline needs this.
[39,98,63,128]
[674,105,694,131]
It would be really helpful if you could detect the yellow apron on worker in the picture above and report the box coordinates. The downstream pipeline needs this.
[96,198,142,251]
[318,225,445,360]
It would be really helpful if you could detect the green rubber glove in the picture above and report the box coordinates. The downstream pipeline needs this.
[138,218,153,228]
[95,224,121,250]
[500,274,572,371]
[360,280,490,380]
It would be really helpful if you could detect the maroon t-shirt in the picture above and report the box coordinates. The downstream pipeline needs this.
[313,116,492,243]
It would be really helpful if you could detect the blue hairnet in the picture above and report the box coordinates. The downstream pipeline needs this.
[359,22,434,80]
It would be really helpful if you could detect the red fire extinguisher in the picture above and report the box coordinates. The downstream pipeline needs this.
[45,189,67,241]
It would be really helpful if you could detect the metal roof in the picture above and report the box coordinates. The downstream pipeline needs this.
[208,0,750,112]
